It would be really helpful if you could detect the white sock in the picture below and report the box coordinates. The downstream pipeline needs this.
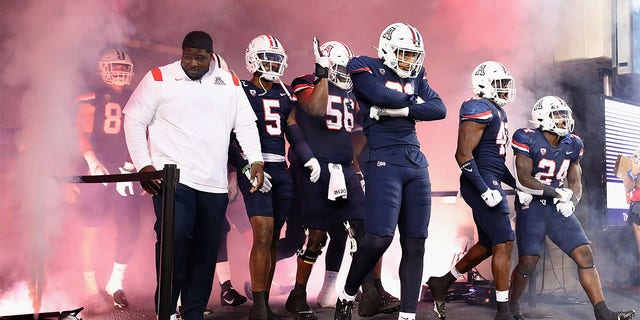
[451,266,463,279]
[338,289,356,302]
[105,262,127,295]
[216,261,231,284]
[316,271,339,307]
[398,312,416,320]
[495,289,509,302]
[84,271,99,295]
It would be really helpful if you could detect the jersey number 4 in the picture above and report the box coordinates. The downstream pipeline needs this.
[536,158,570,185]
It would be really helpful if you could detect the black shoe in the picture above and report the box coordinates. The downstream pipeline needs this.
[285,289,317,319]
[220,280,248,307]
[357,285,400,317]
[334,298,354,320]
[512,311,526,320]
[110,289,129,308]
[615,310,636,320]
[427,276,450,319]
[249,304,269,320]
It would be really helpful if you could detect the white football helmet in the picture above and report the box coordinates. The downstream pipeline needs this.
[99,48,134,86]
[471,61,516,106]
[245,35,287,81]
[530,96,575,136]
[320,41,354,90]
[377,22,425,78]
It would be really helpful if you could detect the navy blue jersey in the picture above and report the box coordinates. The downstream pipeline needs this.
[290,74,356,164]
[76,85,132,169]
[512,128,584,188]
[240,80,295,157]
[346,56,445,152]
[459,97,510,177]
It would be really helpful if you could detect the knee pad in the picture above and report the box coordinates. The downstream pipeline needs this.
[296,229,328,264]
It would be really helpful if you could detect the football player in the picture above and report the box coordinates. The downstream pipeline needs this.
[228,34,302,320]
[76,48,141,310]
[334,23,446,320]
[426,60,517,320]
[284,38,366,320]
[508,96,635,320]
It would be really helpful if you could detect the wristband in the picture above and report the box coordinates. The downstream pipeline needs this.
[570,196,579,207]
[628,169,639,181]
[242,161,264,173]
[542,185,558,197]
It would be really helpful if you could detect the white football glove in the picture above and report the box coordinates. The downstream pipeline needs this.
[555,187,573,203]
[304,157,321,183]
[516,190,533,206]
[83,151,109,186]
[480,188,503,207]
[313,37,330,69]
[556,201,575,217]
[369,106,409,121]
[244,169,272,193]
[369,106,382,120]
[116,162,135,197]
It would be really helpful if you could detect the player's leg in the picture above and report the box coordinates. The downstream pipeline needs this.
[316,220,347,308]
[335,162,400,320]
[105,192,141,308]
[394,166,430,319]
[509,200,549,319]
[548,213,635,320]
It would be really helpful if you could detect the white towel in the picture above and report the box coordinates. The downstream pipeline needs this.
[328,163,347,200]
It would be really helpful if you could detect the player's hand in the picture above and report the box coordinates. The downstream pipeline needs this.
[244,162,269,193]
[556,201,575,217]
[369,106,382,120]
[304,157,321,183]
[138,165,162,196]
[555,187,573,203]
[116,162,135,197]
[356,172,365,192]
[480,188,503,207]
[516,190,533,206]
[313,37,329,79]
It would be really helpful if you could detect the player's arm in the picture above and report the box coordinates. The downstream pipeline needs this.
[455,120,489,193]
[407,77,446,121]
[296,84,327,117]
[623,161,640,193]
[77,102,96,157]
[566,160,582,202]
[350,71,414,107]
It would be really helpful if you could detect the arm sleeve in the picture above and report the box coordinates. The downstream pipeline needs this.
[501,166,517,189]
[407,75,447,121]
[285,123,314,163]
[348,58,414,108]
[227,134,249,171]
[124,116,152,171]
[232,86,263,164]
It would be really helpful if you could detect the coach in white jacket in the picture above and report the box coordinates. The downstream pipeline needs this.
[123,31,264,320]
